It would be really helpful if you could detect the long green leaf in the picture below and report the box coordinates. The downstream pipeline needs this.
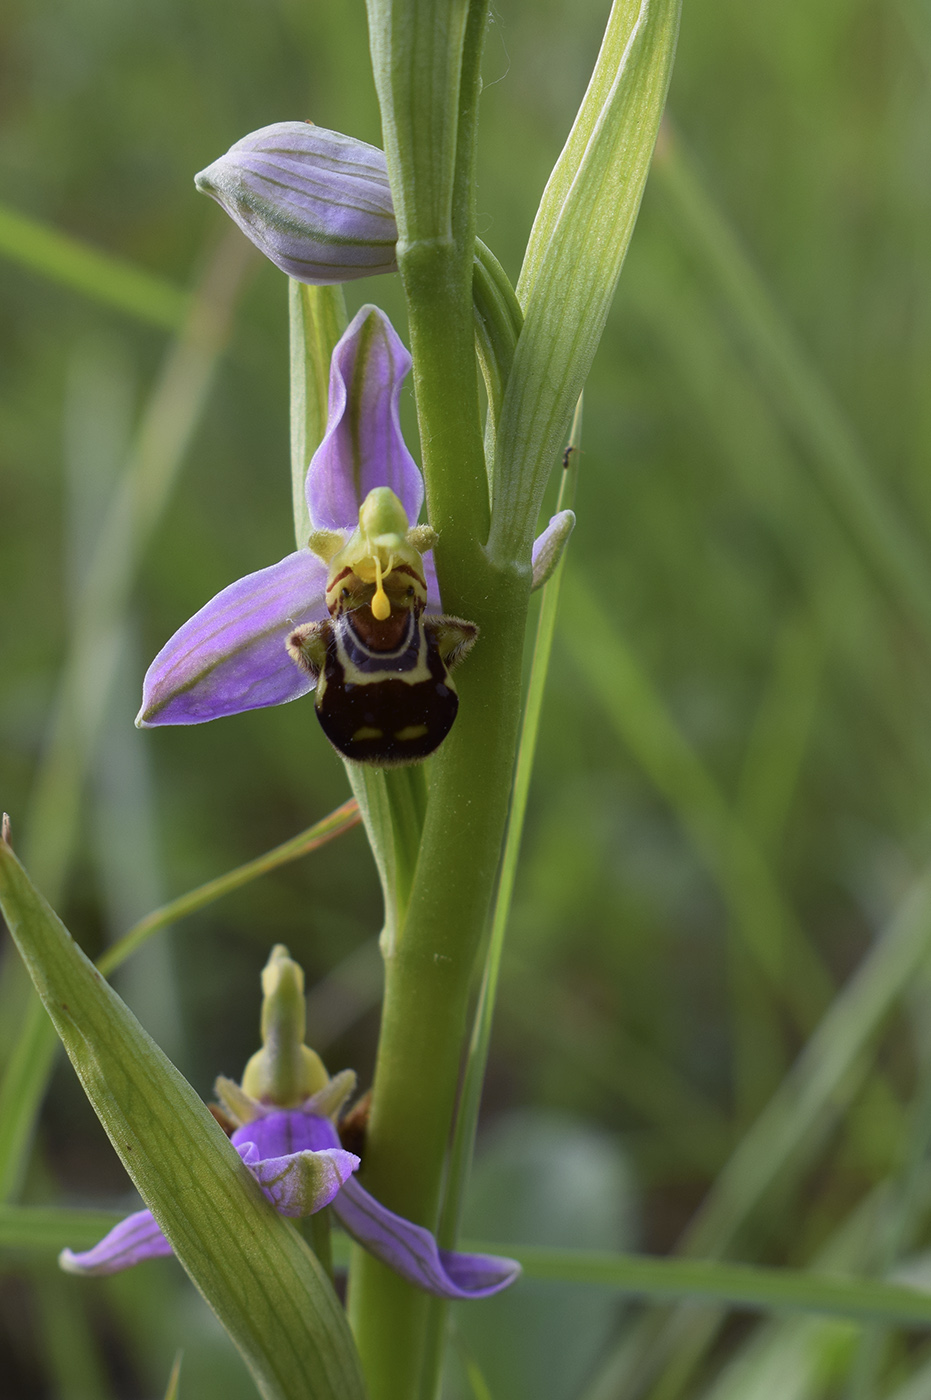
[471,1243,931,1329]
[0,1205,124,1253]
[489,0,680,564]
[0,200,190,329]
[0,839,366,1400]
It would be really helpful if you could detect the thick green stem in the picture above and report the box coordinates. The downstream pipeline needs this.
[347,564,529,1399]
[350,3,509,1394]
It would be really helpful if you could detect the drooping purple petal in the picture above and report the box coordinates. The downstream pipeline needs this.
[531,509,576,591]
[195,123,398,285]
[306,306,424,531]
[59,1209,173,1277]
[331,1177,521,1300]
[137,549,328,727]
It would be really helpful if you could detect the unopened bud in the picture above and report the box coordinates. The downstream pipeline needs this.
[195,122,398,285]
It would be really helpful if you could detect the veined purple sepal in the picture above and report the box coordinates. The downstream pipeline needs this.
[306,306,424,532]
[136,549,328,727]
[195,122,398,285]
[331,1177,521,1300]
[231,1108,343,1157]
[59,1208,173,1276]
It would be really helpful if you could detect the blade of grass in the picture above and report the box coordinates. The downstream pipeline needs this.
[462,1243,931,1329]
[504,955,732,1173]
[0,1205,124,1252]
[843,990,931,1399]
[31,1263,115,1400]
[561,575,831,1031]
[0,199,190,330]
[414,402,581,1400]
[651,125,931,643]
[625,261,925,791]
[164,1352,184,1400]
[98,798,360,976]
[324,1225,931,1330]
[730,615,823,1116]
[580,861,931,1400]
[23,227,251,902]
[0,230,251,1202]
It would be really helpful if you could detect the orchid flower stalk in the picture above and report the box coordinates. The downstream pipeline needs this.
[0,1,680,1398]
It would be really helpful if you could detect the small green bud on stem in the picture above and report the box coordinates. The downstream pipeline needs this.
[241,944,329,1105]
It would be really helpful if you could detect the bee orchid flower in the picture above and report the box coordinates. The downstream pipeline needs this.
[137,303,572,764]
[60,948,520,1302]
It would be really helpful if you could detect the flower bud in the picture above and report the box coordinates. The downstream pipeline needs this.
[240,945,329,1105]
[195,122,398,284]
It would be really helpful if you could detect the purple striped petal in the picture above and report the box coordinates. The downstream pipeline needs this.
[59,1209,173,1276]
[306,306,424,531]
[331,1177,521,1300]
[137,549,327,726]
[195,123,397,285]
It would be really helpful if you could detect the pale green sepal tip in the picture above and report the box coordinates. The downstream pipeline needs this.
[305,1068,358,1120]
[531,509,576,591]
[214,1076,263,1126]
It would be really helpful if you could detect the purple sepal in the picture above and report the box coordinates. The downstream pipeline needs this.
[59,1209,172,1276]
[306,306,424,531]
[237,1138,359,1217]
[422,552,442,614]
[231,1109,342,1157]
[195,122,397,285]
[331,1177,521,1300]
[137,549,327,727]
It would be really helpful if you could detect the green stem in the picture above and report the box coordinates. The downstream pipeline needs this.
[417,402,582,1398]
[289,282,347,549]
[347,572,529,1399]
[349,6,517,1396]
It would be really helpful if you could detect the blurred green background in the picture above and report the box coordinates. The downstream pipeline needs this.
[3,0,931,1396]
